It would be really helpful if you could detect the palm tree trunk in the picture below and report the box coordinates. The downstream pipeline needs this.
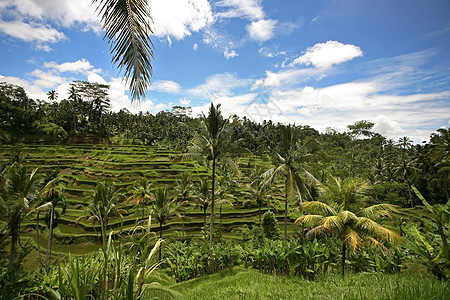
[203,208,207,242]
[284,179,288,240]
[219,205,222,234]
[341,240,346,278]
[209,158,216,249]
[36,211,45,270]
[159,221,163,261]
[9,227,18,269]
[45,207,54,273]
[258,200,262,225]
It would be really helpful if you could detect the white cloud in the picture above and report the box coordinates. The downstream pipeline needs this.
[0,19,66,46]
[0,0,100,49]
[0,0,100,30]
[87,73,107,85]
[149,80,182,94]
[224,49,238,59]
[150,0,213,40]
[29,69,66,88]
[44,59,100,75]
[373,115,404,135]
[180,98,191,105]
[293,41,363,68]
[258,47,286,58]
[193,43,198,51]
[215,0,264,20]
[188,73,252,100]
[246,19,277,43]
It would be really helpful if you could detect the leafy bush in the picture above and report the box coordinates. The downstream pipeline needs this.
[261,211,280,240]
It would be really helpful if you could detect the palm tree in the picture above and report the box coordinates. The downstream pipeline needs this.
[92,0,154,100]
[296,176,401,277]
[394,137,418,206]
[127,177,153,219]
[47,89,58,101]
[0,166,43,268]
[194,178,212,242]
[150,186,180,261]
[36,187,66,273]
[184,103,238,249]
[260,124,318,239]
[85,181,125,249]
[175,173,193,239]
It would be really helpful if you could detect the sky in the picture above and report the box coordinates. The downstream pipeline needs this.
[0,0,449,143]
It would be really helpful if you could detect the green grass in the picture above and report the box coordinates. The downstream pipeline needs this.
[169,267,449,300]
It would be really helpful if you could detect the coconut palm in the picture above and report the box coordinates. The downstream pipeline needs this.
[150,186,180,261]
[175,173,193,239]
[0,166,43,268]
[183,103,239,249]
[85,181,125,249]
[92,0,154,100]
[260,124,318,239]
[35,186,66,273]
[47,89,58,101]
[394,137,418,206]
[296,176,401,277]
[194,178,212,242]
[127,177,153,219]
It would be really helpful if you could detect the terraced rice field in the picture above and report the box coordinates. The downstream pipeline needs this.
[0,144,294,257]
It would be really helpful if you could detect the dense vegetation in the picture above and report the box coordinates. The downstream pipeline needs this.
[0,81,448,299]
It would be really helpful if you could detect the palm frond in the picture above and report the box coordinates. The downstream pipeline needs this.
[320,215,342,231]
[300,201,336,216]
[339,210,358,224]
[295,214,323,226]
[306,225,328,238]
[93,0,154,101]
[344,227,362,250]
[358,203,398,219]
[356,217,402,244]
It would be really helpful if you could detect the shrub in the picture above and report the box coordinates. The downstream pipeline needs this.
[262,211,280,240]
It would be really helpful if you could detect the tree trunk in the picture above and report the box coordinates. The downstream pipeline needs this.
[258,200,262,225]
[9,227,18,269]
[219,205,222,234]
[341,240,346,278]
[284,179,288,240]
[159,221,163,261]
[45,206,54,273]
[203,208,207,242]
[209,158,216,249]
[36,211,45,269]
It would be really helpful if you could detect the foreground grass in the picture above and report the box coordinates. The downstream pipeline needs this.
[168,267,449,300]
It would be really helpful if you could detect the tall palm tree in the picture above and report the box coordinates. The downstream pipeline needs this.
[296,176,401,277]
[175,173,193,239]
[0,166,43,268]
[35,187,66,273]
[260,124,318,239]
[195,178,212,242]
[85,181,125,249]
[184,103,238,249]
[150,186,180,261]
[93,0,154,100]
[127,177,153,219]
[394,137,418,206]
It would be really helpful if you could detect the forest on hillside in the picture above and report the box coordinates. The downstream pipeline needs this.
[0,81,449,298]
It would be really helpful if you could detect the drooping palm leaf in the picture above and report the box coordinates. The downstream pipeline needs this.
[93,0,154,100]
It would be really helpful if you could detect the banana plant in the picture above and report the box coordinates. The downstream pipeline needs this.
[411,185,449,260]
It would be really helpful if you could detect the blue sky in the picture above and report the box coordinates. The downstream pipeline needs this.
[0,0,449,142]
